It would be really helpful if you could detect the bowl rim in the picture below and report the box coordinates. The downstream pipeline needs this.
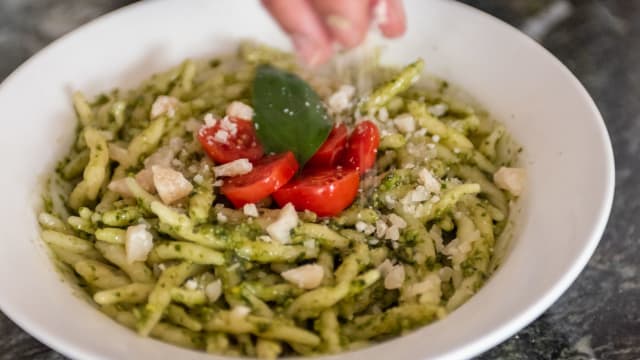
[0,0,615,359]
[430,2,616,359]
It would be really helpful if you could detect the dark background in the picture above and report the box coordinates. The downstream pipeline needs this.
[1,1,638,359]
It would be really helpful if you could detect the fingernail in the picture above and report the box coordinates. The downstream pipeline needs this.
[326,15,352,31]
[326,14,361,48]
[291,34,323,66]
[373,0,389,26]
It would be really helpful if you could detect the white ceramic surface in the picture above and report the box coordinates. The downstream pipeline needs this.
[0,0,614,359]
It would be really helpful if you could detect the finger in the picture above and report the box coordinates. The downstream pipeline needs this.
[310,0,371,49]
[261,0,333,66]
[373,0,406,38]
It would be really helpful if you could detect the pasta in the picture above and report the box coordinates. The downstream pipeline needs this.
[39,42,523,358]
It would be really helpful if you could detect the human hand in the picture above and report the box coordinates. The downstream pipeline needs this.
[261,0,406,66]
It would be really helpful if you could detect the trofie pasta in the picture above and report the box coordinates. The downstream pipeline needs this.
[39,42,524,358]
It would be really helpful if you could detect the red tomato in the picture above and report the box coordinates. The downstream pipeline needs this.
[221,152,298,208]
[272,167,360,217]
[307,123,349,168]
[342,121,380,174]
[197,116,263,164]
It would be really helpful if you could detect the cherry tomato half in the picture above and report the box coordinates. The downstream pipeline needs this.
[272,167,360,217]
[342,121,380,174]
[197,116,263,164]
[307,123,349,168]
[221,152,298,208]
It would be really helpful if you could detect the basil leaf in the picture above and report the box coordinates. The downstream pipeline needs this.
[252,65,332,165]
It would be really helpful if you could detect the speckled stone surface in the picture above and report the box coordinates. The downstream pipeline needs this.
[1,1,638,359]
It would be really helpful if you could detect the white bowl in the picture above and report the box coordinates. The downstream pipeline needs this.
[0,0,614,359]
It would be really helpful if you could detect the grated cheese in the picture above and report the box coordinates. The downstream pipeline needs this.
[414,128,428,137]
[375,220,388,238]
[151,166,194,204]
[385,225,400,241]
[393,114,416,134]
[303,239,316,249]
[419,168,441,194]
[125,224,153,263]
[216,212,228,223]
[150,95,179,119]
[281,264,324,289]
[355,221,375,235]
[243,203,259,217]
[378,259,394,276]
[226,101,254,120]
[213,158,253,177]
[428,103,448,117]
[205,280,222,302]
[230,305,251,320]
[377,107,389,122]
[384,264,405,290]
[213,129,229,144]
[327,85,356,113]
[184,279,198,290]
[388,214,407,229]
[266,203,298,244]
[220,116,238,135]
[494,167,526,196]
[203,113,217,127]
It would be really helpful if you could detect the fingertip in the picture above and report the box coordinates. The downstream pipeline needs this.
[292,34,334,66]
[326,14,369,49]
[380,20,406,38]
[261,0,334,66]
[376,0,407,38]
[312,0,371,50]
[310,46,334,67]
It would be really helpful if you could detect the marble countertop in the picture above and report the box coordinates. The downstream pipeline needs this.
[1,0,638,359]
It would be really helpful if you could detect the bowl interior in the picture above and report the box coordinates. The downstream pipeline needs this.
[0,0,614,359]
